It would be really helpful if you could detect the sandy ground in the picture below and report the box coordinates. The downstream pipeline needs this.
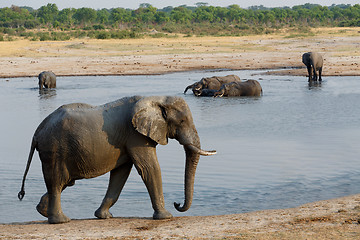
[1,194,360,239]
[0,27,359,78]
[1,28,360,239]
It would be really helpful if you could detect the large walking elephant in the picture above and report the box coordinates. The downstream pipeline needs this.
[18,96,216,224]
[302,52,323,82]
[184,75,241,96]
[38,71,56,90]
[214,80,262,97]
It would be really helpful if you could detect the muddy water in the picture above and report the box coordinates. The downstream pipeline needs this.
[1,70,360,223]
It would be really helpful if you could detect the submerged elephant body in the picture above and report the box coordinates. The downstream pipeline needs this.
[19,96,216,224]
[302,52,323,82]
[184,75,241,96]
[214,80,262,97]
[38,71,56,89]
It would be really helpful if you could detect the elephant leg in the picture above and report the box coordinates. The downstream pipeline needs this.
[128,143,173,220]
[312,65,317,81]
[307,66,312,82]
[95,161,133,219]
[37,180,74,218]
[47,188,70,224]
[41,163,70,223]
[318,67,322,81]
[37,193,49,217]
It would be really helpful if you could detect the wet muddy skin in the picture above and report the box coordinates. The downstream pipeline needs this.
[1,70,360,223]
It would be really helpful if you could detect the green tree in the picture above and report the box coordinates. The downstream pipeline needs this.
[213,6,229,22]
[193,6,215,22]
[170,6,193,23]
[133,4,157,23]
[37,3,59,24]
[110,8,132,24]
[57,8,75,26]
[97,9,110,24]
[154,11,169,24]
[0,6,34,28]
[73,7,97,25]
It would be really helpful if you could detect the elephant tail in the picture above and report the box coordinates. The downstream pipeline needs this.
[18,137,37,200]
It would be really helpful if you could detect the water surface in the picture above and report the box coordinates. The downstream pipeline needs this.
[1,70,359,223]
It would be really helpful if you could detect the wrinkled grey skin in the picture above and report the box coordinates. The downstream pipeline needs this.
[184,75,241,96]
[302,52,323,82]
[38,71,56,90]
[214,80,263,97]
[18,96,216,224]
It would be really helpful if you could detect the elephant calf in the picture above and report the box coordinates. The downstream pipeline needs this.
[302,52,323,82]
[184,75,241,96]
[214,80,262,97]
[38,71,56,89]
[18,96,216,224]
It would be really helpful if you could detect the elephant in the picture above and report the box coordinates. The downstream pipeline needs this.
[214,80,262,97]
[302,52,323,82]
[184,75,241,96]
[38,71,56,90]
[18,96,216,224]
[195,88,217,97]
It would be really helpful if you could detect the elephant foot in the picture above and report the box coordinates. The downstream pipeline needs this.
[153,209,173,220]
[48,213,71,224]
[95,208,113,219]
[36,194,49,217]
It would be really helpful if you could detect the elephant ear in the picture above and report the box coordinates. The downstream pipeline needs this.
[132,97,168,145]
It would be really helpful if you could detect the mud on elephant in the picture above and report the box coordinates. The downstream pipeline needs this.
[214,80,262,97]
[38,71,56,90]
[184,75,241,96]
[18,96,216,224]
[302,52,323,82]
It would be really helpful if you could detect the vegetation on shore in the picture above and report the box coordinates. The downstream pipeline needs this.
[0,3,359,41]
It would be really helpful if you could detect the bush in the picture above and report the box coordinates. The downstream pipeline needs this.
[93,24,105,30]
[96,31,111,39]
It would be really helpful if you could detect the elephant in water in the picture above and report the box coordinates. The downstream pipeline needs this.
[38,71,56,90]
[18,96,216,224]
[184,75,241,96]
[302,52,323,82]
[214,80,262,97]
[196,89,218,97]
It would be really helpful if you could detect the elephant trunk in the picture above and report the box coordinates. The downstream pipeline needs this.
[174,143,216,212]
[184,84,193,94]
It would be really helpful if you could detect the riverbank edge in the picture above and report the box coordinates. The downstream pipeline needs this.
[1,193,360,239]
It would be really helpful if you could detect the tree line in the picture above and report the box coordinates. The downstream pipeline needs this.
[0,3,359,40]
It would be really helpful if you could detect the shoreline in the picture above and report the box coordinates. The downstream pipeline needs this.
[1,194,360,239]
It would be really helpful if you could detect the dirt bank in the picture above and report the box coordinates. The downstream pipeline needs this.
[1,194,360,239]
[0,27,359,78]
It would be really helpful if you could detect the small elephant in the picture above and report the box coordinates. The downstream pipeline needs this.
[302,52,323,82]
[18,96,216,224]
[195,88,217,97]
[38,71,56,90]
[214,80,262,97]
[184,75,241,96]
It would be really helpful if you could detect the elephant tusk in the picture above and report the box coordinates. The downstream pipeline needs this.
[185,144,217,156]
